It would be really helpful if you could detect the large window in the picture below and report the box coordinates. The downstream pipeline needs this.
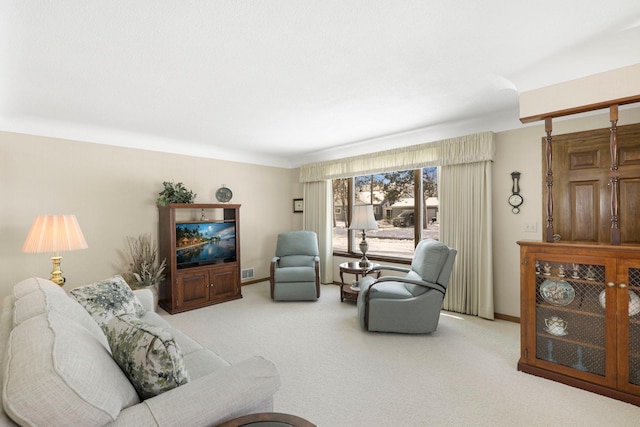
[332,167,438,260]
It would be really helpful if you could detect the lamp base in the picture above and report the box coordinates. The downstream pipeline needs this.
[50,255,65,286]
[359,233,370,267]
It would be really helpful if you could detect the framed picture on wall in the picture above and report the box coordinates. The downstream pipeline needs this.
[293,198,304,213]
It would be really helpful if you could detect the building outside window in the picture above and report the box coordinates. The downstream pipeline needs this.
[332,167,438,260]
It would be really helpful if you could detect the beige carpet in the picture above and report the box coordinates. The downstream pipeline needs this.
[160,282,639,427]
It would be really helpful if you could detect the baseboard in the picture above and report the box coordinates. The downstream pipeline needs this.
[241,277,269,286]
[495,313,520,323]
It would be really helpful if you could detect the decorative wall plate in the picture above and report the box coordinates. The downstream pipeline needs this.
[215,186,233,203]
[540,279,575,306]
[599,289,640,316]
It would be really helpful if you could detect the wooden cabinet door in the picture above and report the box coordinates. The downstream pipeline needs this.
[209,264,239,301]
[616,259,640,395]
[546,123,640,244]
[176,268,210,310]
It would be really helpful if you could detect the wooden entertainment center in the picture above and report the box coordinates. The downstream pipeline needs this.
[517,96,640,405]
[158,203,242,314]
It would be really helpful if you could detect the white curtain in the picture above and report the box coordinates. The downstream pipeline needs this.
[440,161,494,320]
[303,180,333,284]
[299,131,495,317]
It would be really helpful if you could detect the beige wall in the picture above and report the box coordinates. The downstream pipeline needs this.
[2,105,639,315]
[0,132,303,300]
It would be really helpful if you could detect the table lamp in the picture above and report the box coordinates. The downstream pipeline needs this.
[348,205,378,267]
[22,215,88,286]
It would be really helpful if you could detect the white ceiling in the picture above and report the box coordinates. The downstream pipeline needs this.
[1,1,640,168]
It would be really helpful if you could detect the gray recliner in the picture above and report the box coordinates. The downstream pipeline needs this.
[357,239,457,334]
[270,231,320,301]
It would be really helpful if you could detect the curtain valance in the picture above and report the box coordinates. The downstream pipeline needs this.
[299,131,495,182]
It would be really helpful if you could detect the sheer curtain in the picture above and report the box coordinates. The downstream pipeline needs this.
[303,180,333,284]
[439,161,494,319]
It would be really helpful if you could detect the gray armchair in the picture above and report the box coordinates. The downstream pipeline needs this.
[357,239,457,334]
[270,231,320,301]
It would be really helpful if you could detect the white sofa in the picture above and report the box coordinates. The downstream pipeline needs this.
[0,277,281,426]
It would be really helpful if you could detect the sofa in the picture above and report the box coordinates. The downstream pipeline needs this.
[0,277,281,426]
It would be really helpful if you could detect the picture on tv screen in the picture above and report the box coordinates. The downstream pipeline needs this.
[175,222,236,268]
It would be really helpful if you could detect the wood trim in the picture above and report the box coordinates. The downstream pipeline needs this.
[519,95,640,124]
[518,363,640,407]
[544,117,555,242]
[610,105,621,244]
[494,313,520,323]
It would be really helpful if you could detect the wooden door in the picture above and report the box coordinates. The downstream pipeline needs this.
[545,123,640,244]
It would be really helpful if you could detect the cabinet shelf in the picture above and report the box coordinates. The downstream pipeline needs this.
[536,331,605,351]
[536,303,605,318]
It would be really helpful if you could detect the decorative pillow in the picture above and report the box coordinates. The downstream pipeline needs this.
[70,275,146,329]
[105,314,190,399]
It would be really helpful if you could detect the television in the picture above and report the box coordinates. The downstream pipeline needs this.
[175,222,236,269]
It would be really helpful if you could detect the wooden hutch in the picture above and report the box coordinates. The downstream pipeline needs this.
[158,204,242,314]
[517,94,640,405]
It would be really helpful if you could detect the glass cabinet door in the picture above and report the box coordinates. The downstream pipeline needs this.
[533,256,616,384]
[618,261,640,391]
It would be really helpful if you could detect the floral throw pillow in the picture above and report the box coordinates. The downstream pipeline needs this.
[70,275,146,329]
[105,314,189,399]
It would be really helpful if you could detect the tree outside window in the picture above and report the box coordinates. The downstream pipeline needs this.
[332,167,438,260]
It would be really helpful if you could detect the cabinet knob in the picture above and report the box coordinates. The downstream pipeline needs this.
[607,282,615,287]
[620,283,627,289]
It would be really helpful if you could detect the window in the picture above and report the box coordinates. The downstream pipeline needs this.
[332,167,438,260]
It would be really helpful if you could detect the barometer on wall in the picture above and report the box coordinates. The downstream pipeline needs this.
[508,171,523,214]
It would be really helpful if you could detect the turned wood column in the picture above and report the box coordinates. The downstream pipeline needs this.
[544,117,555,242]
[609,105,620,245]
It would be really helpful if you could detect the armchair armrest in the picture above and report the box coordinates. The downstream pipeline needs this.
[371,276,446,295]
[114,356,281,427]
[369,265,411,274]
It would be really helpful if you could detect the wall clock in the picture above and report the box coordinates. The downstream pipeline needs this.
[509,171,523,214]
[215,185,233,203]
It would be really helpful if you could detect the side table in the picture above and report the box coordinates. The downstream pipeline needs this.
[216,412,316,427]
[339,261,380,303]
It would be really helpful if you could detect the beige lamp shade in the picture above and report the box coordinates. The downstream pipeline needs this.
[22,215,88,253]
[348,205,378,231]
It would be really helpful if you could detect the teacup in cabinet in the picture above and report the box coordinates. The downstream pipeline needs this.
[544,316,568,336]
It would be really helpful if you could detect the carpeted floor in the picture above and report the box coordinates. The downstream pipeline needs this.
[160,282,639,427]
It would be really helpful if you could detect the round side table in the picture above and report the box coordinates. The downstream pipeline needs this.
[216,412,315,427]
[339,261,380,302]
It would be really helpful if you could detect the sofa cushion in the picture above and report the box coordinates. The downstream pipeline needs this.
[274,266,316,282]
[402,270,430,297]
[12,277,64,299]
[105,314,190,399]
[3,311,139,426]
[278,255,315,268]
[70,275,146,329]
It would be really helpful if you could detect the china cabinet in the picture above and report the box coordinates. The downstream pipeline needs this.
[518,241,640,405]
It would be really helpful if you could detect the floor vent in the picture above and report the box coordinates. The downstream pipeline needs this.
[241,268,255,281]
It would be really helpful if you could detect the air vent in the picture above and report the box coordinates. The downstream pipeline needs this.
[241,268,255,281]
